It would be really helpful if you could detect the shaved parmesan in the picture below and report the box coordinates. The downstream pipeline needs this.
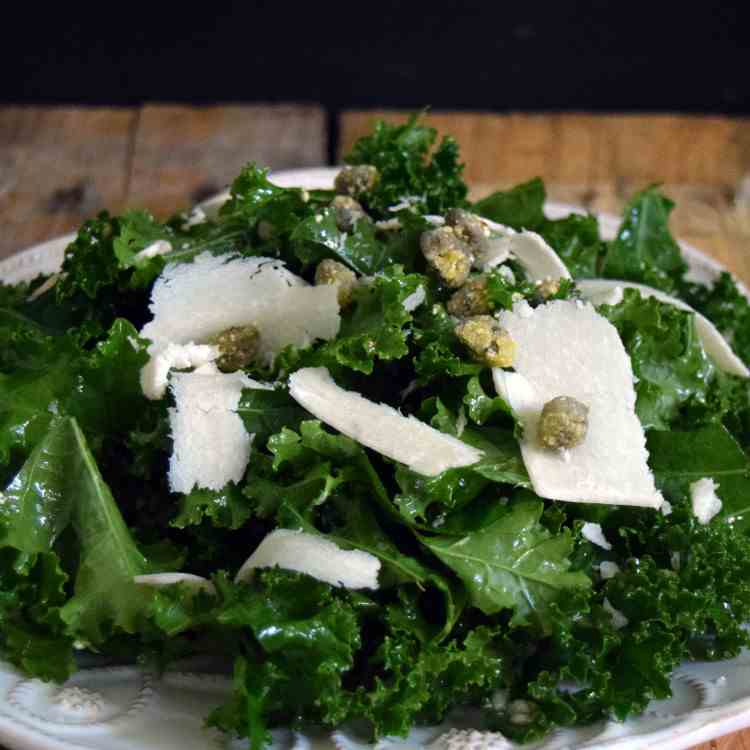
[403,285,426,312]
[603,597,629,629]
[141,252,340,366]
[578,279,749,378]
[481,218,572,281]
[133,573,215,595]
[690,477,723,524]
[168,363,271,494]
[235,529,380,589]
[598,561,620,579]
[288,367,482,476]
[493,300,663,508]
[581,522,612,550]
[140,341,219,400]
[424,215,570,282]
[135,239,172,261]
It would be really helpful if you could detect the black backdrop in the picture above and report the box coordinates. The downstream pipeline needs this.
[2,1,748,114]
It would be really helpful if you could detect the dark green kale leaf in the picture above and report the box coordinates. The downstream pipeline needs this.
[209,569,361,744]
[463,376,513,426]
[421,500,589,631]
[538,213,604,278]
[599,290,715,429]
[236,386,310,448]
[344,115,468,219]
[171,485,254,531]
[394,400,528,526]
[412,302,483,385]
[647,424,750,529]
[279,267,427,376]
[0,549,75,682]
[0,417,75,552]
[602,186,687,293]
[352,624,507,737]
[473,178,546,229]
[681,271,750,367]
[0,418,83,680]
[291,208,428,275]
[244,420,393,523]
[60,418,151,644]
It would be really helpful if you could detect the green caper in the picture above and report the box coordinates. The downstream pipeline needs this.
[314,258,358,307]
[331,195,368,232]
[334,165,379,197]
[420,226,474,288]
[214,325,260,372]
[447,275,492,317]
[538,395,589,449]
[454,315,515,367]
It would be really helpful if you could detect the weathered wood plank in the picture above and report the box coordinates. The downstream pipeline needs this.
[340,111,750,282]
[127,104,327,218]
[0,106,136,260]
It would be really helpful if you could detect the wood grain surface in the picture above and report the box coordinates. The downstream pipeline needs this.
[1,106,750,750]
[341,111,750,284]
[0,104,326,260]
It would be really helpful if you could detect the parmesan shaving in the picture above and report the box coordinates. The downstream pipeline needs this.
[141,341,219,400]
[578,278,750,378]
[133,573,216,595]
[235,529,380,589]
[480,218,572,281]
[403,285,426,312]
[168,363,271,494]
[598,561,621,579]
[493,300,663,508]
[581,522,612,550]
[690,477,723,524]
[134,239,172,262]
[603,598,629,629]
[288,367,483,476]
[140,252,340,367]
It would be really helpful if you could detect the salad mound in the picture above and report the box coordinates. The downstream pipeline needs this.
[3,115,750,748]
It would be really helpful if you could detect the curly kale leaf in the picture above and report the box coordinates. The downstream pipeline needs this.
[602,186,687,293]
[599,290,715,429]
[473,177,546,229]
[344,115,468,219]
[209,569,361,744]
[394,400,528,526]
[421,500,589,631]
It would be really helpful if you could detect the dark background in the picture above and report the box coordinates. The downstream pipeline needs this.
[2,2,748,114]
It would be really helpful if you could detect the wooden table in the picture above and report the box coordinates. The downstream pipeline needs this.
[1,105,749,750]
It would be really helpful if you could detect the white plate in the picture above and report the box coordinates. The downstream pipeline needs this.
[1,168,749,750]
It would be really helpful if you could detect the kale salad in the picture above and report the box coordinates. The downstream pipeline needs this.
[2,116,750,749]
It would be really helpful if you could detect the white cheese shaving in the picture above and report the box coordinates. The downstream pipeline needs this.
[235,529,380,589]
[603,598,629,629]
[134,239,173,261]
[403,285,426,312]
[27,273,61,302]
[374,218,401,232]
[133,573,216,595]
[578,279,749,378]
[581,522,613,550]
[690,477,723,524]
[480,218,571,281]
[493,300,663,508]
[182,206,207,229]
[288,367,483,476]
[168,363,271,494]
[140,252,340,367]
[598,561,621,579]
[661,500,673,517]
[140,341,219,401]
